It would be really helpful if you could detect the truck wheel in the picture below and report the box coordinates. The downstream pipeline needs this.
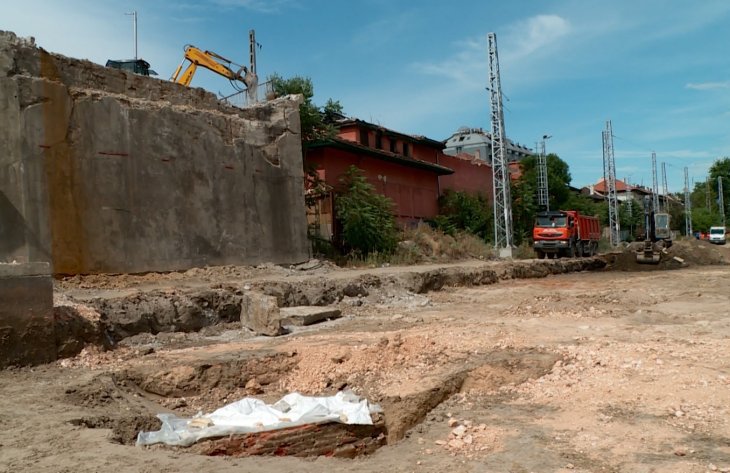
[535,250,545,259]
[568,243,576,258]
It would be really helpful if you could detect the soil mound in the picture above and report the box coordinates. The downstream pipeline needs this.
[604,238,730,271]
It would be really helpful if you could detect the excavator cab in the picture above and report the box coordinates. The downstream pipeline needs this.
[636,197,672,264]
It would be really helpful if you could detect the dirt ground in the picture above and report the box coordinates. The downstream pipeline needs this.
[2,240,730,472]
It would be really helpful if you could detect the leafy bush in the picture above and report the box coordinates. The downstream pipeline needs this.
[335,166,397,256]
[433,190,492,239]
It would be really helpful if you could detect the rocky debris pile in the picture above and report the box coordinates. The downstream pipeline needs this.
[505,294,609,319]
[424,417,502,458]
[278,333,454,398]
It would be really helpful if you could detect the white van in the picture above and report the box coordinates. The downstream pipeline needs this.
[709,226,727,245]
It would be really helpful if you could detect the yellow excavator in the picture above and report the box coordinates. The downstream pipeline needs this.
[170,45,257,92]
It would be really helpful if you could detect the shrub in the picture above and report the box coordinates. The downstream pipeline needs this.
[335,166,397,256]
[433,190,491,239]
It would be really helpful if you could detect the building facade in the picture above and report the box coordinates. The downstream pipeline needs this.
[305,119,493,240]
[443,127,533,165]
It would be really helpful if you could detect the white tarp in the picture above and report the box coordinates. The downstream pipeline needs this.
[136,391,382,447]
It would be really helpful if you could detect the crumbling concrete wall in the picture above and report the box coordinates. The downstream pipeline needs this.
[0,30,309,274]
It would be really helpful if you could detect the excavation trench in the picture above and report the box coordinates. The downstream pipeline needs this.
[56,258,607,357]
[67,349,559,458]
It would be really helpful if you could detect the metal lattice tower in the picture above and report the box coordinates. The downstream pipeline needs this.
[537,137,549,210]
[719,176,726,227]
[487,32,513,256]
[706,176,712,210]
[661,162,668,211]
[602,120,620,246]
[651,152,659,213]
[684,167,692,236]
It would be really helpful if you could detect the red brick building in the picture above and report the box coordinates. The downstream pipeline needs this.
[305,118,493,239]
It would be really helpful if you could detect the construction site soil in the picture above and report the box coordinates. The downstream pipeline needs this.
[2,239,730,472]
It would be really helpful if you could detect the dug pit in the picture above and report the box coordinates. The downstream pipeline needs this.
[66,347,559,458]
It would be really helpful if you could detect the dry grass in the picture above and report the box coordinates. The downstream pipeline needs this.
[390,224,495,265]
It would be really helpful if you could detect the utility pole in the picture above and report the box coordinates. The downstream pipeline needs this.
[537,135,551,211]
[602,120,620,246]
[684,167,692,237]
[719,176,726,227]
[246,29,260,103]
[661,162,668,212]
[125,11,138,60]
[625,176,633,237]
[487,32,513,257]
[651,152,659,214]
[706,176,712,211]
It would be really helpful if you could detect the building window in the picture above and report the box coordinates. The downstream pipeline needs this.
[375,131,383,150]
[403,142,410,157]
[455,146,463,153]
[360,129,369,147]
[390,139,397,153]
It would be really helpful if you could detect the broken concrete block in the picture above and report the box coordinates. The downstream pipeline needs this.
[280,306,342,327]
[241,292,283,336]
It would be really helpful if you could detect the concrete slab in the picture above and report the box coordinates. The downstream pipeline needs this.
[280,306,342,327]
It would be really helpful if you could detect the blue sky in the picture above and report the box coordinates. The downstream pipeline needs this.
[4,0,729,192]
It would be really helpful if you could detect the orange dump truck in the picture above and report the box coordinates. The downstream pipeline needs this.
[532,210,601,259]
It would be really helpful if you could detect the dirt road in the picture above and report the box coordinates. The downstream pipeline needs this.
[2,262,730,472]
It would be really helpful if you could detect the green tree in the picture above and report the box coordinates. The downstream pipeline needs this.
[268,73,342,143]
[433,190,492,240]
[709,157,730,224]
[335,166,397,255]
[663,193,686,234]
[691,207,722,233]
[618,199,644,241]
[510,153,575,244]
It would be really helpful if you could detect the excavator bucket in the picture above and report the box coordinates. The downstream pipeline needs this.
[636,240,661,264]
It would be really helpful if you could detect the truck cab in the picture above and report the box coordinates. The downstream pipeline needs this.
[533,210,601,259]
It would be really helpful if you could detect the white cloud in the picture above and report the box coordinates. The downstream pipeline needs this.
[410,37,484,89]
[502,14,572,62]
[685,81,730,91]
[410,14,572,93]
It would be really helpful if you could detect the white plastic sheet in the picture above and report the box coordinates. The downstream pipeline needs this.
[136,391,382,447]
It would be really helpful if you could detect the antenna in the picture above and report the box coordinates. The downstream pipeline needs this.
[684,167,692,236]
[602,120,620,246]
[487,32,513,257]
[125,11,138,60]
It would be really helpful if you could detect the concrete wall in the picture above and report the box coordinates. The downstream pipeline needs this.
[0,30,309,274]
[0,263,54,368]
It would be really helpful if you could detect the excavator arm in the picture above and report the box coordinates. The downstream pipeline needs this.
[171,45,246,87]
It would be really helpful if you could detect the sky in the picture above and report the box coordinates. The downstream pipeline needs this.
[4,0,730,192]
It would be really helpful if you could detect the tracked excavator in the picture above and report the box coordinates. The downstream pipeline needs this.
[636,196,672,264]
[170,45,258,93]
